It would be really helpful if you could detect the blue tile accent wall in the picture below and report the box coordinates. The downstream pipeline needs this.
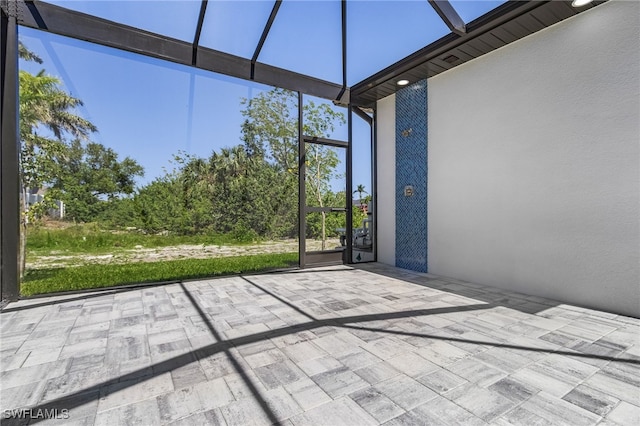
[395,80,428,272]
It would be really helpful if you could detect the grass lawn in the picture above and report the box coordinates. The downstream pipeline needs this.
[21,252,298,296]
[26,224,258,256]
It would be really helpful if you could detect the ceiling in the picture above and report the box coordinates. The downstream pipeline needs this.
[8,0,604,108]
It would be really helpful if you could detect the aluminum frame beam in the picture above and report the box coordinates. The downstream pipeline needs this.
[297,92,305,267]
[251,0,281,80]
[18,0,346,102]
[428,0,466,35]
[351,106,372,125]
[192,0,208,66]
[1,0,21,301]
[345,104,353,264]
[336,0,347,103]
[302,136,348,149]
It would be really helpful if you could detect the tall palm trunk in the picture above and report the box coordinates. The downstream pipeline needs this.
[19,187,28,280]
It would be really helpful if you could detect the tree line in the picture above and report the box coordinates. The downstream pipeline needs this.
[19,44,362,254]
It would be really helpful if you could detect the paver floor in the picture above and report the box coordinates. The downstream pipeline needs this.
[1,263,639,425]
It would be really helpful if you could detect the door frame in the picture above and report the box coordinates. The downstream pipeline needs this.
[297,92,352,268]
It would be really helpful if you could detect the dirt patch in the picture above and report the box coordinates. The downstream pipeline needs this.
[26,238,342,269]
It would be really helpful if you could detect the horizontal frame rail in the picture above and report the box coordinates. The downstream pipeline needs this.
[303,135,348,148]
[18,0,347,102]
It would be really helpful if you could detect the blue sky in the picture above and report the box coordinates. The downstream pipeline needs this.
[18,1,505,194]
[43,0,505,84]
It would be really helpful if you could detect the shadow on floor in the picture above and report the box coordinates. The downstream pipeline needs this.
[16,271,638,425]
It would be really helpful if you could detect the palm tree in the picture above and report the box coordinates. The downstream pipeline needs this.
[18,43,97,278]
[18,41,42,64]
[353,184,368,205]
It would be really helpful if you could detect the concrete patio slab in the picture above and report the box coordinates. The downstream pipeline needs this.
[1,263,639,425]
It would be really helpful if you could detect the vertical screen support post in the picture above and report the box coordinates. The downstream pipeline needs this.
[1,0,21,301]
[297,91,305,268]
[345,105,353,264]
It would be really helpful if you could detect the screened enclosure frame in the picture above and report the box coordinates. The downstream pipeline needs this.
[1,0,603,301]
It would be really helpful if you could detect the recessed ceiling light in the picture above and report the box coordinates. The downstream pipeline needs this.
[397,79,409,86]
[571,0,593,7]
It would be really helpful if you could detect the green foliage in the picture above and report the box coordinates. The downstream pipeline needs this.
[241,88,298,171]
[18,42,99,278]
[352,185,370,229]
[354,184,368,203]
[229,223,260,244]
[240,89,346,246]
[305,191,346,238]
[121,88,345,240]
[352,203,368,230]
[130,177,184,233]
[19,41,43,64]
[21,253,298,296]
[49,139,143,222]
[95,197,137,228]
[19,70,97,193]
[19,44,142,226]
[20,69,347,240]
[18,46,360,296]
